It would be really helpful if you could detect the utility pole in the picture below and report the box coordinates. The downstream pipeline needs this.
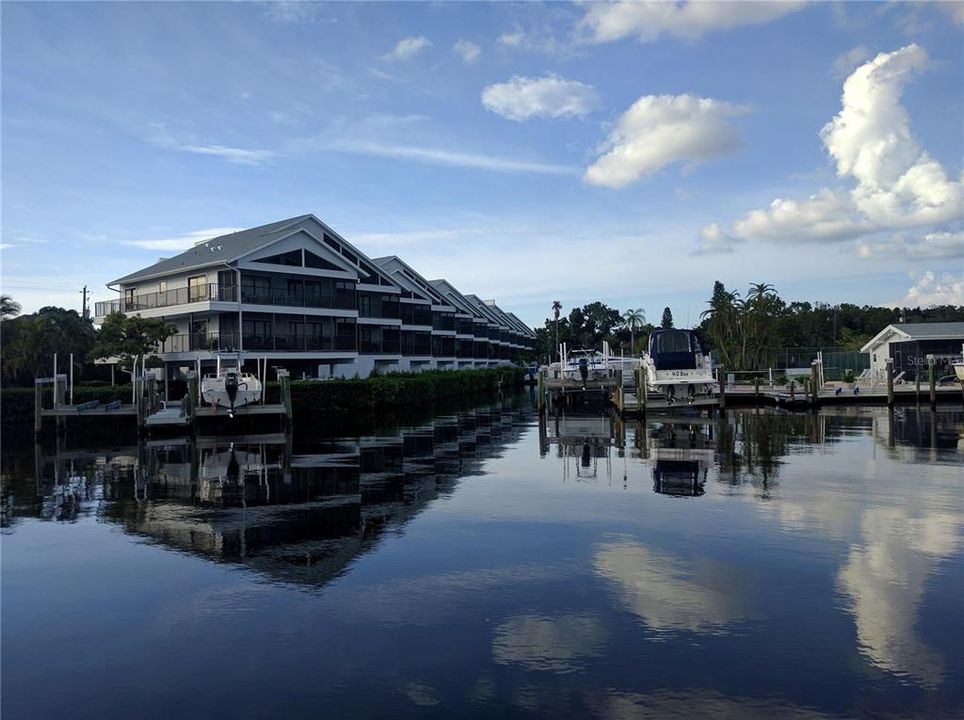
[80,285,89,320]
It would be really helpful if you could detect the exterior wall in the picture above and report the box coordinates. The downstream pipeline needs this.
[102,217,533,379]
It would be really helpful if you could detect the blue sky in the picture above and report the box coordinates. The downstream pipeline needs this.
[2,1,962,327]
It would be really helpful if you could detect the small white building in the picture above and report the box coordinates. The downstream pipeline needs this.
[861,322,964,380]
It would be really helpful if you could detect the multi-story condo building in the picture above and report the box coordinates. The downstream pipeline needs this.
[94,215,536,378]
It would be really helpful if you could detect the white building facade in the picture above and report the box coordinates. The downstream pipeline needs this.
[95,215,536,378]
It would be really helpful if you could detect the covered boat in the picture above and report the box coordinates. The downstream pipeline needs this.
[641,328,718,405]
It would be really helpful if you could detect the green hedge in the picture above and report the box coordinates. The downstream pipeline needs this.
[290,367,523,418]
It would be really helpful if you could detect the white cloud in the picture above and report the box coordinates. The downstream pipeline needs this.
[497,31,525,48]
[262,1,317,23]
[711,45,963,255]
[482,75,599,122]
[857,230,964,260]
[578,1,805,44]
[692,222,737,255]
[117,227,243,252]
[452,39,481,64]
[731,188,869,243]
[0,243,16,250]
[381,36,432,62]
[831,45,871,78]
[325,139,579,176]
[901,270,964,306]
[584,94,746,188]
[150,124,275,165]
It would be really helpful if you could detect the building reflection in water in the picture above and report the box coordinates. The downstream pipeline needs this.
[18,401,531,586]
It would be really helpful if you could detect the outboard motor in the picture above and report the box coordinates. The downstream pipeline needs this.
[225,371,239,412]
[578,357,589,383]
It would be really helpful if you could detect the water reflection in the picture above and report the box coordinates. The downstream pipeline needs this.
[594,537,748,635]
[3,403,962,716]
[9,401,531,587]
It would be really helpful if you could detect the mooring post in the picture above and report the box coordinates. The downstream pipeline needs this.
[640,365,648,417]
[718,367,726,410]
[915,364,921,404]
[810,361,819,408]
[34,379,42,434]
[536,370,545,414]
[754,377,760,409]
[928,356,936,408]
[886,358,894,408]
[790,379,795,402]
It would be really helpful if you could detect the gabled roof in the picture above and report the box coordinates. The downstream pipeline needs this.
[505,311,537,339]
[860,322,964,353]
[463,294,505,328]
[429,279,478,318]
[372,256,448,306]
[111,215,313,285]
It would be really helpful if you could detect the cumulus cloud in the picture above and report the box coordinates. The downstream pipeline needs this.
[381,36,432,62]
[831,45,871,78]
[901,270,964,306]
[452,39,481,64]
[857,230,964,260]
[579,1,805,44]
[482,75,599,122]
[705,45,963,256]
[692,222,738,255]
[584,94,746,188]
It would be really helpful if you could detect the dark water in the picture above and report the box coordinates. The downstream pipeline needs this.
[3,399,963,719]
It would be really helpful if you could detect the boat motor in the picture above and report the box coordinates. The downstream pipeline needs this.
[578,357,589,383]
[687,384,696,404]
[666,384,676,405]
[225,371,239,412]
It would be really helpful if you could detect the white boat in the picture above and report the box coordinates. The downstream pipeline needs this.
[955,344,964,384]
[201,364,262,416]
[641,328,718,405]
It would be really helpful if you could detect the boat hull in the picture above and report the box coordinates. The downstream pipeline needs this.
[201,372,263,412]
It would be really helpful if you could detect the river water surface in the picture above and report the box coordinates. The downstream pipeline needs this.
[2,400,963,719]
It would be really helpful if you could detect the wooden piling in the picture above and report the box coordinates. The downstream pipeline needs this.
[810,362,819,407]
[718,367,726,410]
[639,365,648,416]
[536,370,545,414]
[753,377,760,408]
[34,380,42,433]
[928,356,936,408]
[915,366,921,404]
[886,358,894,408]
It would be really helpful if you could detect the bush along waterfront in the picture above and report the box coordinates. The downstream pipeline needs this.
[2,368,525,439]
[290,367,524,419]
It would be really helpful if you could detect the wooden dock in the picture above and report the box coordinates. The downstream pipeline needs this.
[34,369,293,436]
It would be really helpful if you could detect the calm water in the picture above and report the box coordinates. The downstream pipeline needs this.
[2,399,963,719]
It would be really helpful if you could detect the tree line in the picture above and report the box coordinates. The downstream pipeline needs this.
[1,295,175,386]
[533,283,964,369]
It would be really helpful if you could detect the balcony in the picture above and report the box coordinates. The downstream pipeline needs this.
[159,332,356,354]
[96,284,237,317]
[95,283,357,317]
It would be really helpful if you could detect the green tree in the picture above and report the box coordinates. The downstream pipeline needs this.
[551,300,562,360]
[622,308,646,355]
[1,306,96,384]
[661,306,674,329]
[1,294,21,320]
[92,312,176,369]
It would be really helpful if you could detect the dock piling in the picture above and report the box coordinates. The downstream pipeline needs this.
[718,367,726,411]
[886,358,895,408]
[928,356,936,408]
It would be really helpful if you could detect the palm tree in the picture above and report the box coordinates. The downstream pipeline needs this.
[622,308,645,355]
[552,300,562,360]
[1,294,21,320]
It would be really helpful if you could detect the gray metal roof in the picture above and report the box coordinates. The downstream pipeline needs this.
[892,322,964,338]
[111,215,312,285]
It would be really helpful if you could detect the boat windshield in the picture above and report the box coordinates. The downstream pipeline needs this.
[655,331,700,354]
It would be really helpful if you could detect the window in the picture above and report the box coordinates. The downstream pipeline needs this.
[158,280,167,293]
[304,250,341,271]
[253,250,302,266]
[124,288,136,307]
[188,275,207,302]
